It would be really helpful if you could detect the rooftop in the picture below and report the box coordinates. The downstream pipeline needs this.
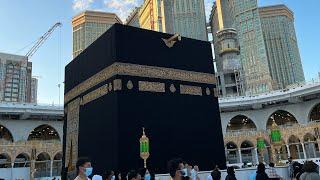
[72,10,123,27]
[219,79,320,112]
[259,4,294,20]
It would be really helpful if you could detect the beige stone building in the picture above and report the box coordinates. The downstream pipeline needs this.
[220,81,320,166]
[0,103,63,178]
[72,11,122,58]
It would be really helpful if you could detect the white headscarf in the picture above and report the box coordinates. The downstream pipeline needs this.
[92,175,103,180]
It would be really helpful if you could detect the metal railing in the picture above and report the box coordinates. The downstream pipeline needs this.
[225,129,265,137]
[225,121,320,137]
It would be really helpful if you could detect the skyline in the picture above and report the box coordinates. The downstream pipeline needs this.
[0,0,319,104]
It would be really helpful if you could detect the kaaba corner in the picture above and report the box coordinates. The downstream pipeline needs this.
[62,23,226,177]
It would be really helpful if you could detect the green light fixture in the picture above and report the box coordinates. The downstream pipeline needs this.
[257,137,266,150]
[257,137,266,163]
[270,121,282,144]
[140,127,150,168]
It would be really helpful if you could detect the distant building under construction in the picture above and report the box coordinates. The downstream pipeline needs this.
[0,52,35,103]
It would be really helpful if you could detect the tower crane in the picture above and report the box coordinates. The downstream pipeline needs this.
[25,22,62,60]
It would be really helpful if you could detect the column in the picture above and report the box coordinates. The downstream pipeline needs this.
[317,140,320,157]
[11,162,14,179]
[225,147,228,160]
[297,144,301,159]
[312,143,317,158]
[254,148,259,164]
[286,144,291,158]
[50,160,53,177]
[238,148,243,164]
[301,143,307,159]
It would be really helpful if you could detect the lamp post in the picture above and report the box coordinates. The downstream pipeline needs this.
[257,137,266,163]
[270,119,283,165]
[140,127,150,168]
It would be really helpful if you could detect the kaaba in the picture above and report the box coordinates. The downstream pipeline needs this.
[62,24,226,178]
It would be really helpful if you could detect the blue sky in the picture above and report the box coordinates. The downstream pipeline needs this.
[0,0,319,105]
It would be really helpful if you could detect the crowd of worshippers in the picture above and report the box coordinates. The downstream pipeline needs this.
[74,157,320,180]
[74,157,200,180]
[287,157,320,180]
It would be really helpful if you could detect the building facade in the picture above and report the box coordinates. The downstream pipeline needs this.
[0,103,63,178]
[137,0,207,41]
[210,1,306,97]
[209,2,244,97]
[0,52,32,103]
[232,0,274,95]
[1,81,320,178]
[259,5,305,89]
[215,28,244,97]
[31,77,38,103]
[171,0,207,41]
[220,81,320,166]
[139,0,166,32]
[72,11,122,58]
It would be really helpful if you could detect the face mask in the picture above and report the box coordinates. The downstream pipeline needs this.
[85,167,93,177]
[181,168,188,177]
[145,174,151,180]
[111,175,115,180]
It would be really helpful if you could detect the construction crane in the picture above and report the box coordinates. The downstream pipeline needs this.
[25,22,62,60]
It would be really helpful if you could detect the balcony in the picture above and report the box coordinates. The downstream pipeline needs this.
[219,48,240,56]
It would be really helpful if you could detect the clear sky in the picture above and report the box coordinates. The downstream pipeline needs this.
[0,0,319,105]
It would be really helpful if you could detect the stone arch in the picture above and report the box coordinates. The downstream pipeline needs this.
[225,142,238,164]
[0,124,14,142]
[36,152,51,161]
[288,135,303,159]
[240,140,254,163]
[28,124,60,141]
[227,115,257,132]
[0,153,12,168]
[304,133,316,142]
[226,141,238,149]
[288,135,301,144]
[14,153,30,167]
[35,152,51,178]
[52,151,63,176]
[309,102,320,122]
[241,140,254,148]
[266,110,298,129]
[53,151,62,160]
[303,133,319,159]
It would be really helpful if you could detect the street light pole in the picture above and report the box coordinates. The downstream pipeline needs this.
[58,84,61,105]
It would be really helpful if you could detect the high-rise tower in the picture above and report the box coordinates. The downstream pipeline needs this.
[172,0,208,41]
[138,0,207,41]
[259,5,305,89]
[72,11,122,58]
[210,1,243,97]
[232,0,274,94]
[0,52,32,102]
[210,0,278,96]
